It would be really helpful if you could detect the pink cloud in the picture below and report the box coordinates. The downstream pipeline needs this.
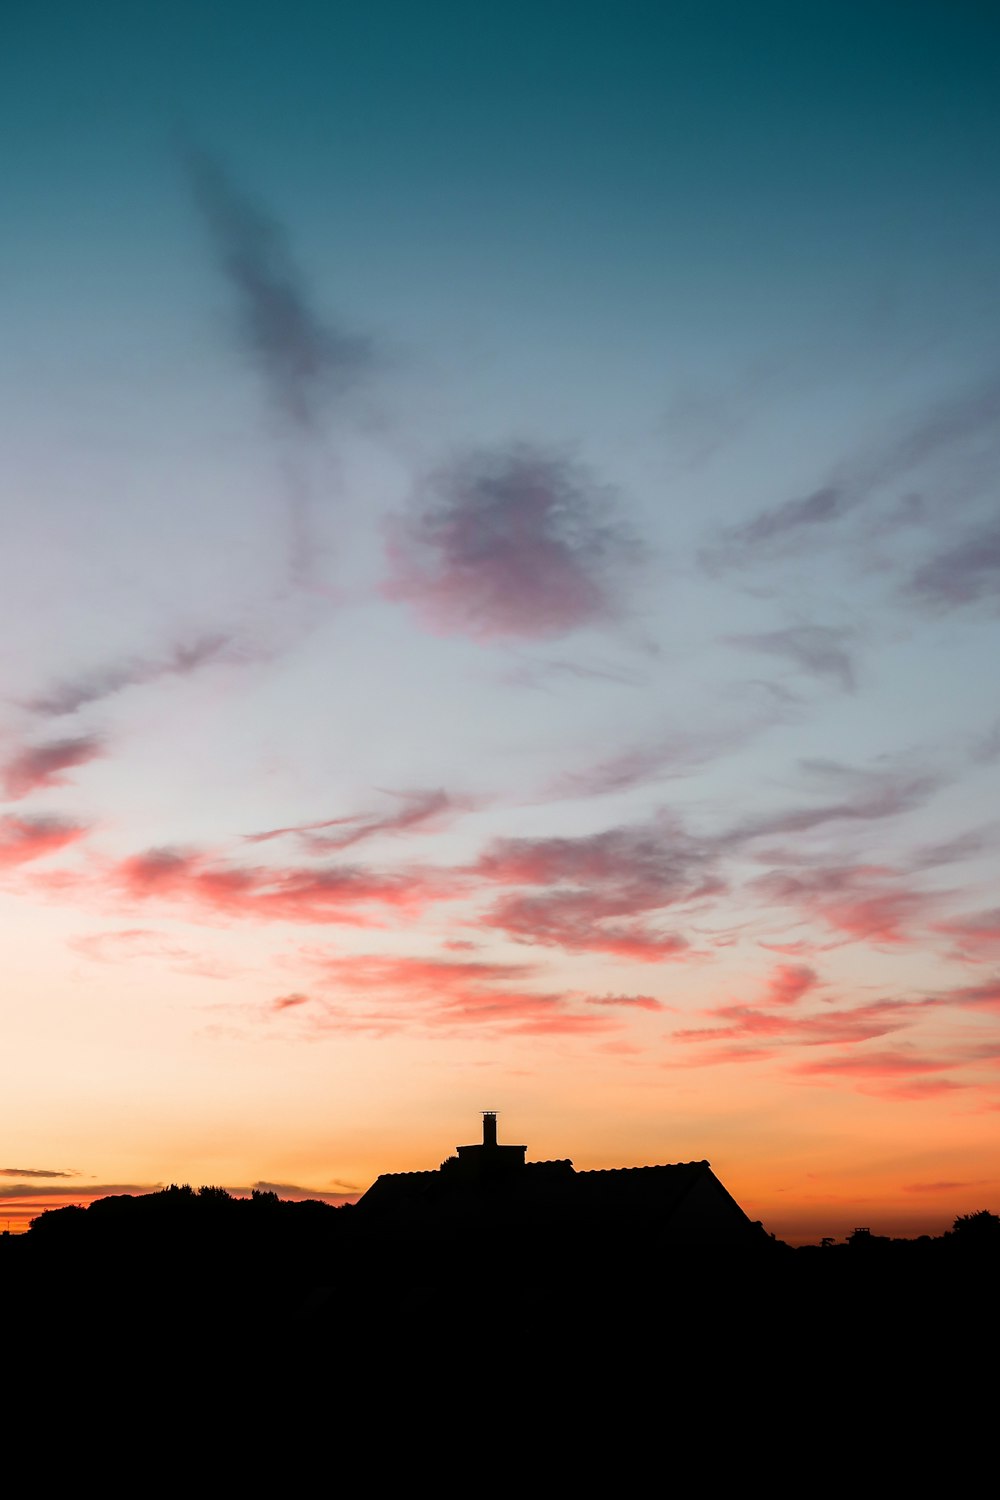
[585,992,664,1010]
[469,821,718,959]
[752,863,932,946]
[111,846,460,925]
[479,890,690,961]
[674,996,915,1047]
[932,975,1000,1011]
[933,909,1000,959]
[789,1048,964,1099]
[1,735,105,799]
[0,814,87,869]
[272,992,311,1011]
[763,962,820,1005]
[306,952,620,1035]
[68,927,236,979]
[382,444,636,640]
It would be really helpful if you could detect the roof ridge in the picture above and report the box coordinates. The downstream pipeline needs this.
[578,1160,710,1176]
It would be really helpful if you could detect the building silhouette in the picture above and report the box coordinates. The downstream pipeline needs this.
[355,1111,770,1255]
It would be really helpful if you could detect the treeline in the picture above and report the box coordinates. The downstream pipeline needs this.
[9,1188,1000,1261]
[2,1191,998,1374]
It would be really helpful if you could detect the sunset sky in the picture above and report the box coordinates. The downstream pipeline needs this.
[2,1,999,1245]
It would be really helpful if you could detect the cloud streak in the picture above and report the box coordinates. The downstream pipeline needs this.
[1,735,105,799]
[723,625,857,692]
[244,788,470,852]
[305,952,624,1035]
[904,519,1000,610]
[700,375,1000,574]
[0,815,87,869]
[111,846,458,925]
[183,146,371,432]
[27,633,237,718]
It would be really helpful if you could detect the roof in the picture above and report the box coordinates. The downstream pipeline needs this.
[354,1124,767,1250]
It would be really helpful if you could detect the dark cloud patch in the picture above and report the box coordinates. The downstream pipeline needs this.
[249,1180,359,1201]
[0,1182,146,1200]
[903,519,1000,610]
[183,147,371,432]
[471,820,718,960]
[723,624,857,692]
[382,444,638,640]
[28,633,236,717]
[272,992,311,1011]
[0,1167,81,1179]
[2,735,105,800]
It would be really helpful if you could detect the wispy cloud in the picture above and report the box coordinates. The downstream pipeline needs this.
[903,519,1000,610]
[674,995,917,1048]
[243,788,471,851]
[0,814,87,869]
[932,908,1000,959]
[750,863,933,947]
[304,952,621,1035]
[246,1180,358,1202]
[382,443,638,640]
[183,146,371,432]
[704,485,853,571]
[931,974,1000,1012]
[68,928,237,979]
[1,735,105,799]
[721,763,940,846]
[723,624,857,692]
[789,1047,964,1099]
[0,1181,147,1201]
[700,375,1000,574]
[544,718,776,800]
[27,633,237,718]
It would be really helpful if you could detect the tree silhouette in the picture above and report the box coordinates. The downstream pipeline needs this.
[951,1209,1000,1241]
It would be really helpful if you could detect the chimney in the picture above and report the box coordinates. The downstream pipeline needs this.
[482,1111,498,1148]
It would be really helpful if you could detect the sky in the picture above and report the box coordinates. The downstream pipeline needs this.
[2,0,999,1246]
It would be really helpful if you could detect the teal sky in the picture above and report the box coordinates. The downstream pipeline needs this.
[2,2,999,1243]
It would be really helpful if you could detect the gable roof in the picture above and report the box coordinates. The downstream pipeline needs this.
[353,1116,768,1250]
